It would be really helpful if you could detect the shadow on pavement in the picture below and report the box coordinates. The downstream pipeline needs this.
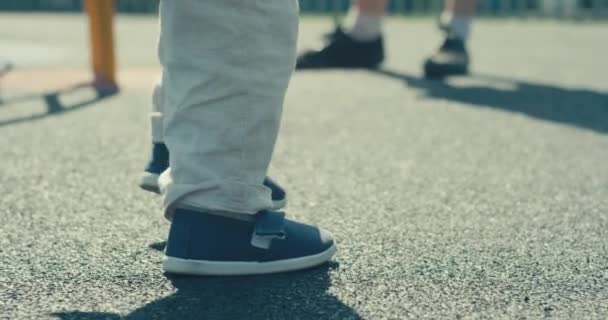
[0,81,118,127]
[148,240,168,252]
[373,69,608,134]
[52,243,359,320]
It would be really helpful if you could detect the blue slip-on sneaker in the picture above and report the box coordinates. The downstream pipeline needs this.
[139,143,169,193]
[163,208,336,276]
[138,143,287,209]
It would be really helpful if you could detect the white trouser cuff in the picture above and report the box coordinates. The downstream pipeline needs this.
[150,112,164,143]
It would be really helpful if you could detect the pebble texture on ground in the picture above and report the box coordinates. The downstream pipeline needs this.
[1,15,607,319]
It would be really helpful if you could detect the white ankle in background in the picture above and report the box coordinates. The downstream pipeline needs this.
[440,12,472,41]
[345,9,384,42]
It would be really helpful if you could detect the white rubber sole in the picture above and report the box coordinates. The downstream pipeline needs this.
[163,244,336,276]
[138,172,161,193]
[139,172,287,209]
[271,198,287,210]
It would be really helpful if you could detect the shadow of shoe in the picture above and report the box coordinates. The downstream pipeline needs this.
[148,241,167,252]
[52,263,361,320]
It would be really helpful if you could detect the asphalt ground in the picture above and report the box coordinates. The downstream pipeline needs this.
[1,14,607,319]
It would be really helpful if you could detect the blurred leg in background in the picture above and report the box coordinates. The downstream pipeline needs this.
[425,0,477,78]
[343,0,388,42]
[296,0,477,78]
[297,0,388,69]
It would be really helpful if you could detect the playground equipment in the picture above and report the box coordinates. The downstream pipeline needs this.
[85,0,118,95]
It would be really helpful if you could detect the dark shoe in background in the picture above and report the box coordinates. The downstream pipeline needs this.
[424,36,470,79]
[297,27,385,70]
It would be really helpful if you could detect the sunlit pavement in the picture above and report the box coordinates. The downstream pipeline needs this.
[1,14,607,319]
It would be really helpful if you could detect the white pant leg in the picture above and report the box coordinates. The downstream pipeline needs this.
[158,0,299,219]
[150,80,164,143]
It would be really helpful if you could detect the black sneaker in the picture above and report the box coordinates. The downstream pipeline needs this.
[138,143,288,209]
[322,26,345,42]
[423,36,470,79]
[163,208,336,276]
[296,27,385,70]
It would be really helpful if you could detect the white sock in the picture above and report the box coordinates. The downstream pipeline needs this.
[440,12,472,41]
[344,9,383,42]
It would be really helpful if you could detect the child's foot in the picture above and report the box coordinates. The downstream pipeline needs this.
[163,208,336,276]
[296,27,384,69]
[423,36,470,79]
[139,143,169,193]
[138,143,288,209]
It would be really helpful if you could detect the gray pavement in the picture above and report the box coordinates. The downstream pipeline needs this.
[1,14,608,319]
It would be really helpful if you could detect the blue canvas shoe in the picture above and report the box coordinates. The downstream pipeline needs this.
[139,143,288,209]
[139,143,169,193]
[163,208,336,276]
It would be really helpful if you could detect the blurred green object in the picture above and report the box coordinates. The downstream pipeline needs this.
[0,0,606,19]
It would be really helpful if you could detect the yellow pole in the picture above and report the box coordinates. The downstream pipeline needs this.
[85,0,118,94]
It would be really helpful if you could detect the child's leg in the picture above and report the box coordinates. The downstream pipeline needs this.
[140,15,288,209]
[159,0,297,217]
[150,81,164,146]
[158,0,335,276]
[138,80,169,193]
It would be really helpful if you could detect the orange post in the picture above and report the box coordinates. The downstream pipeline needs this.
[85,0,118,94]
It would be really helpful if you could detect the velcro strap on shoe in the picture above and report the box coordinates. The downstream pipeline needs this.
[251,210,286,250]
